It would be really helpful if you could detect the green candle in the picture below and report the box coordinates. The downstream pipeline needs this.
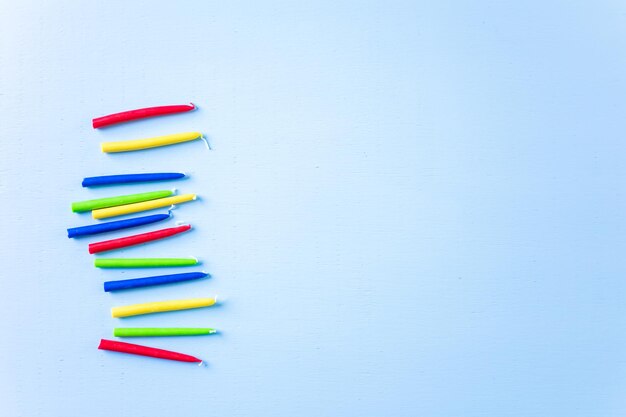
[114,328,217,337]
[71,189,173,212]
[95,257,199,268]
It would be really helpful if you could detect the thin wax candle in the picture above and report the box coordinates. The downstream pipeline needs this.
[98,339,202,364]
[92,193,197,219]
[95,258,199,268]
[71,190,173,213]
[114,328,216,337]
[111,297,218,318]
[67,213,170,238]
[104,272,208,291]
[82,172,186,187]
[88,224,191,254]
[101,132,205,153]
[92,103,196,128]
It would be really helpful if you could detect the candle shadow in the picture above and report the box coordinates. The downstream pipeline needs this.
[101,350,211,369]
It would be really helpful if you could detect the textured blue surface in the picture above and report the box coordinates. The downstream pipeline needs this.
[1,1,625,416]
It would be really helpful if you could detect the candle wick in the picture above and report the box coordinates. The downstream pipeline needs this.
[200,134,212,151]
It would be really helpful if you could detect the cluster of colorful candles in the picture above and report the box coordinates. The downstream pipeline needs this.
[68,103,218,365]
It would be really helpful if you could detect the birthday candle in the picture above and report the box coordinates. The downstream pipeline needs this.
[92,103,196,128]
[104,271,208,291]
[92,193,197,219]
[71,190,173,213]
[111,296,218,318]
[98,339,202,364]
[95,257,199,268]
[101,132,205,153]
[67,213,170,238]
[82,173,186,187]
[88,224,191,254]
[114,328,216,337]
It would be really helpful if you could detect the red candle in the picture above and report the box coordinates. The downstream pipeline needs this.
[98,339,202,363]
[92,103,196,128]
[88,224,191,254]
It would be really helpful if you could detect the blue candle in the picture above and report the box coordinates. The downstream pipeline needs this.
[82,172,186,187]
[67,212,170,238]
[103,272,209,292]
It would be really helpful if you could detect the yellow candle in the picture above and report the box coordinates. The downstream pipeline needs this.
[101,131,204,153]
[92,193,197,219]
[111,297,218,318]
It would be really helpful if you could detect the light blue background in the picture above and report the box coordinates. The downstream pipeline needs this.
[1,1,625,416]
